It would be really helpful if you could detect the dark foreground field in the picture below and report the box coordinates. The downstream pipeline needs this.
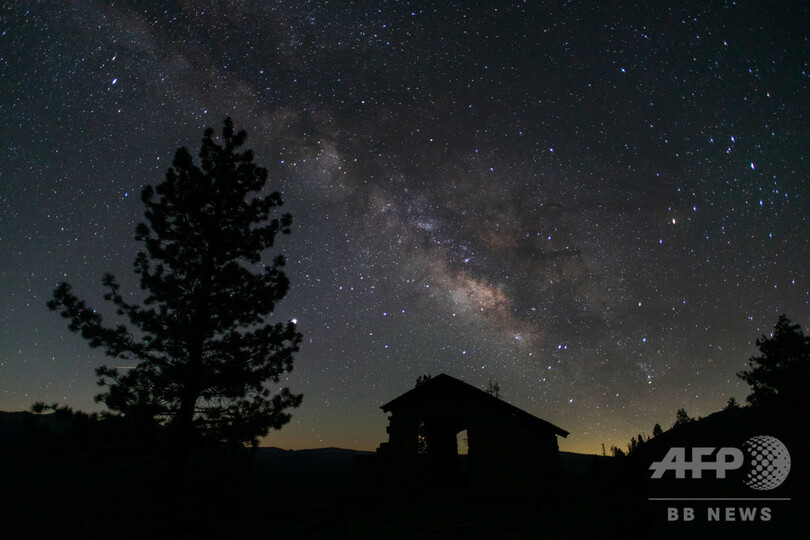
[0,445,806,539]
[0,409,807,539]
[0,445,612,539]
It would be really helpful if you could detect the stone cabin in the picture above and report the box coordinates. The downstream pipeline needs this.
[354,373,569,494]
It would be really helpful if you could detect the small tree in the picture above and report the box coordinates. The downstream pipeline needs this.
[724,396,740,410]
[48,118,302,457]
[486,378,501,399]
[652,423,663,437]
[738,314,810,409]
[674,408,693,426]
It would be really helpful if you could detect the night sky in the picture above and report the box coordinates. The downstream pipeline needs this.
[1,2,808,454]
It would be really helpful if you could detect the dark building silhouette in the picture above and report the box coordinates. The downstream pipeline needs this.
[353,373,568,495]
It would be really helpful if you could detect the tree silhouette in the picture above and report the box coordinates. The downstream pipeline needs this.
[627,432,649,455]
[673,408,693,426]
[723,396,740,410]
[486,378,501,399]
[48,118,302,458]
[738,314,810,409]
[652,423,663,437]
[627,436,638,454]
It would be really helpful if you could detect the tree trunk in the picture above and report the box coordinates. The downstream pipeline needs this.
[168,256,213,482]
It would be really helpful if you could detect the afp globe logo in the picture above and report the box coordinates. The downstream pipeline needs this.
[742,435,791,490]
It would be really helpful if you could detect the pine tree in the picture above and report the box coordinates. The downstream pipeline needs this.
[738,314,810,409]
[486,378,501,399]
[48,118,302,455]
[673,408,693,426]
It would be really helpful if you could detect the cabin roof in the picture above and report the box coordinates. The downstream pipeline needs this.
[381,373,569,438]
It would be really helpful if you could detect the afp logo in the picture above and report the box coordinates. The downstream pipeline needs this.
[650,435,791,490]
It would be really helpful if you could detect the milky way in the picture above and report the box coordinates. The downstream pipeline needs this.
[1,2,808,452]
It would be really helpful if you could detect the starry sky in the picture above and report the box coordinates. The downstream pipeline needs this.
[1,1,808,454]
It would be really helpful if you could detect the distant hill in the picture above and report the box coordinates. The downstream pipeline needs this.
[560,451,613,478]
[249,446,609,491]
[0,410,71,450]
[625,405,809,500]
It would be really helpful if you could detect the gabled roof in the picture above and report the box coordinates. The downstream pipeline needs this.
[381,373,569,438]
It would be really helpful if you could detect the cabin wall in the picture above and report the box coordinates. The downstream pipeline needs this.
[375,393,563,494]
